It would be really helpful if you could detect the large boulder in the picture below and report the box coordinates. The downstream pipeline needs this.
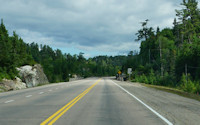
[0,77,26,91]
[0,79,14,91]
[17,64,49,87]
[14,77,27,90]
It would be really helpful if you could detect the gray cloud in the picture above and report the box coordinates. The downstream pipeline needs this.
[0,0,184,57]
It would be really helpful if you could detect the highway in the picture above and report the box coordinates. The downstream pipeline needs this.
[0,78,200,125]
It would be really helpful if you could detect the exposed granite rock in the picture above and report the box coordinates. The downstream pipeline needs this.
[17,64,49,87]
[14,77,27,90]
[0,77,26,91]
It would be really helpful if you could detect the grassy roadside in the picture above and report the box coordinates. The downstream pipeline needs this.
[139,83,200,102]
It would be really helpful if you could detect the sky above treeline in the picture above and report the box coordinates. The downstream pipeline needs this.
[0,0,192,58]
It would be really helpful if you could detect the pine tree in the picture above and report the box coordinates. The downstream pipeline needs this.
[135,19,154,41]
[176,0,200,43]
[0,19,12,69]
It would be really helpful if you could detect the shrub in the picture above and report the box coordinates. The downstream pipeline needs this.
[196,83,200,94]
[180,74,196,93]
[148,69,156,84]
[136,74,148,83]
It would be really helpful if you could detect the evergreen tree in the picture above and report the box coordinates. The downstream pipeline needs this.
[176,0,200,43]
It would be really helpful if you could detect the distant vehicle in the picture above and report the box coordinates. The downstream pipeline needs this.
[122,73,128,81]
[116,72,127,81]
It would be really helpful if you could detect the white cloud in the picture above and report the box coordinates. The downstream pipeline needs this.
[17,29,54,45]
[0,0,182,57]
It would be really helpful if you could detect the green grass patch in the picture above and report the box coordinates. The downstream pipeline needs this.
[140,83,200,102]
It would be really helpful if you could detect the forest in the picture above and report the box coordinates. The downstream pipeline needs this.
[1,0,200,94]
[0,20,125,83]
[123,0,200,94]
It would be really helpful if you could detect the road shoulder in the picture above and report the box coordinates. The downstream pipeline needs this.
[113,79,200,125]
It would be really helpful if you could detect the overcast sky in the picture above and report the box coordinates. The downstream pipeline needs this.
[0,0,186,57]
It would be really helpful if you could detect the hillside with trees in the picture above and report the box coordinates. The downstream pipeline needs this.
[27,43,124,82]
[1,0,200,95]
[0,19,35,80]
[123,0,200,94]
[0,20,123,83]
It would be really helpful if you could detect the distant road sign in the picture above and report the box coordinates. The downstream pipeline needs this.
[127,68,132,74]
[118,71,122,74]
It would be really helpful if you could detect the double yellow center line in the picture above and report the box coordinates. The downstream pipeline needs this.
[40,79,101,125]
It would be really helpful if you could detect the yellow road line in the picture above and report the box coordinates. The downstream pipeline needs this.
[49,86,93,125]
[40,79,101,125]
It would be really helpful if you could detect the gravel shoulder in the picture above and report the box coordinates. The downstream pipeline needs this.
[113,79,200,125]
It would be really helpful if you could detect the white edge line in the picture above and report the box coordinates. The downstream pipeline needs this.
[112,80,173,125]
[5,100,14,103]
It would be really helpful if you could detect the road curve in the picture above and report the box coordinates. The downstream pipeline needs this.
[0,78,179,125]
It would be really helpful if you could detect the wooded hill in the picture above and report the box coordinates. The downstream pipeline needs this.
[123,0,200,94]
[0,20,124,83]
[1,0,200,94]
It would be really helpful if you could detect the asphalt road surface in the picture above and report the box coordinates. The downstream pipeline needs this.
[0,77,199,125]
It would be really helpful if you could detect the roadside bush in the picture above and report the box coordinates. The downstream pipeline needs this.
[196,83,200,94]
[65,77,69,82]
[148,69,157,84]
[159,72,175,87]
[180,74,196,93]
[0,68,10,80]
[135,74,148,83]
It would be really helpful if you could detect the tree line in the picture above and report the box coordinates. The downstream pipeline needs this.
[27,43,125,82]
[123,0,200,93]
[1,0,199,94]
[0,19,124,82]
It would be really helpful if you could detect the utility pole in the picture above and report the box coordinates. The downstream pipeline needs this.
[159,37,163,77]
